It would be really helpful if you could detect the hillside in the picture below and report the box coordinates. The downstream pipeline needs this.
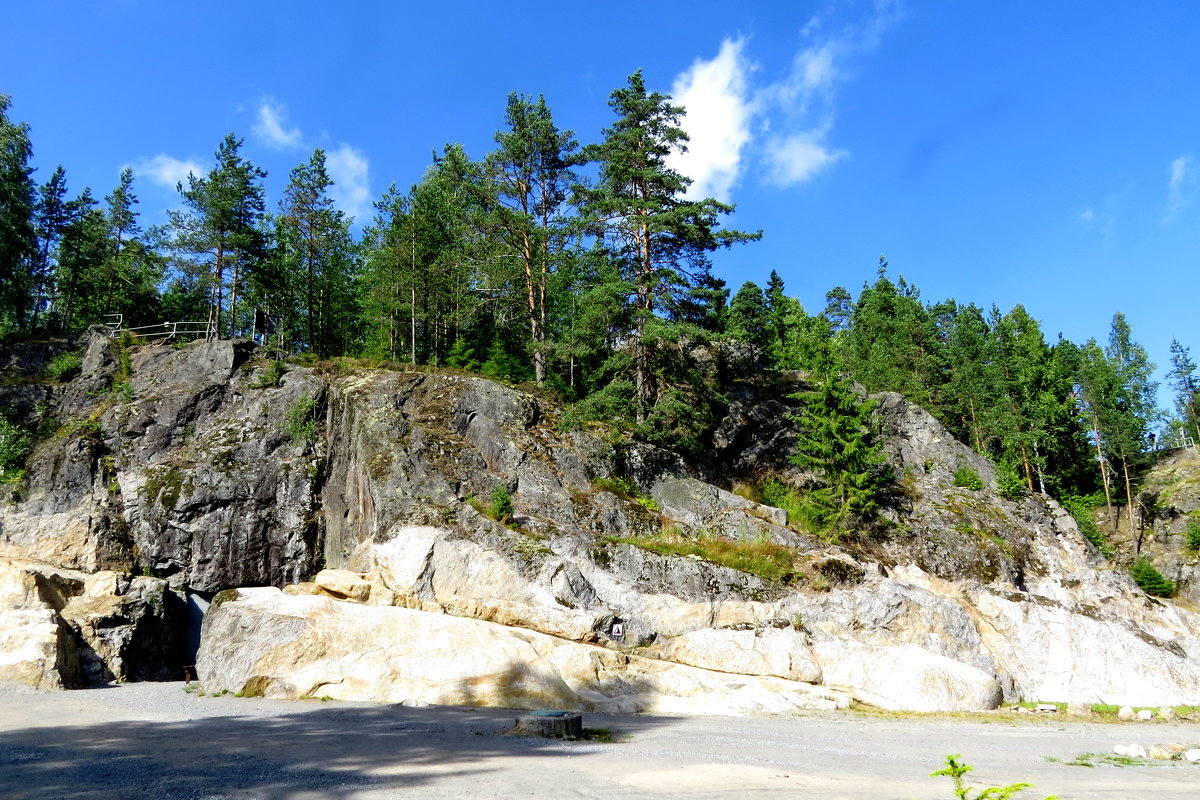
[1,329,1199,713]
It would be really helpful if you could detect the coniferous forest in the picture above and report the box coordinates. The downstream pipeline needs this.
[1,76,1198,526]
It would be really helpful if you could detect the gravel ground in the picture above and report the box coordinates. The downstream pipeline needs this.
[1,681,1197,799]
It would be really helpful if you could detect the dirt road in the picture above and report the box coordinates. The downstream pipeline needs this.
[0,682,1196,799]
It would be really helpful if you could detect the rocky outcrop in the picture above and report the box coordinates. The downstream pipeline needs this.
[0,557,182,688]
[198,587,852,715]
[4,330,1200,712]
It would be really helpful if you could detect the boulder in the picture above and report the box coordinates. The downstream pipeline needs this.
[313,569,370,603]
[812,640,1003,712]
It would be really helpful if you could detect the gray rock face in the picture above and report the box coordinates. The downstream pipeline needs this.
[3,330,1200,711]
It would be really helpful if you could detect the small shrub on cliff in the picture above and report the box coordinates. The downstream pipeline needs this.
[1128,557,1175,597]
[0,416,33,483]
[285,393,319,445]
[1060,494,1112,556]
[490,485,514,524]
[1185,518,1200,553]
[250,359,289,389]
[592,476,661,512]
[44,351,82,382]
[995,462,1027,501]
[952,465,985,491]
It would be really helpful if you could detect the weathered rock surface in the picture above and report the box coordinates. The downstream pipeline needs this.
[197,587,852,715]
[0,557,181,687]
[3,330,1200,713]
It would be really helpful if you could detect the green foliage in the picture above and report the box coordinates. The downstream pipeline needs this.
[250,359,289,389]
[1128,557,1175,597]
[789,372,889,534]
[445,338,479,371]
[930,754,1059,800]
[0,416,33,483]
[757,478,807,526]
[610,528,794,584]
[43,351,82,382]
[1060,494,1111,556]
[592,476,661,512]
[995,462,1027,501]
[285,393,319,445]
[952,465,985,491]
[490,484,514,524]
[1186,517,1200,553]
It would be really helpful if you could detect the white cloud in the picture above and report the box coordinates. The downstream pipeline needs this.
[667,38,756,202]
[132,154,205,189]
[1164,155,1192,222]
[1078,208,1095,222]
[765,132,846,184]
[756,1,899,189]
[325,145,371,223]
[253,99,304,150]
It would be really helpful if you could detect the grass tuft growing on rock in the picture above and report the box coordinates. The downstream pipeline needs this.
[608,527,794,584]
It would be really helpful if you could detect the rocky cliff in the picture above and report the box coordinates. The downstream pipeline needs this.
[3,330,1199,712]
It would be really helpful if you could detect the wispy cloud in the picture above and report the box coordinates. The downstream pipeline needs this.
[668,38,756,202]
[667,2,900,198]
[765,130,846,185]
[132,154,204,189]
[326,145,371,222]
[759,1,900,187]
[1078,208,1095,223]
[253,98,304,150]
[1164,155,1193,222]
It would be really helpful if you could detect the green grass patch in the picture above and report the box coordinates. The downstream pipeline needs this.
[592,476,661,512]
[608,528,794,584]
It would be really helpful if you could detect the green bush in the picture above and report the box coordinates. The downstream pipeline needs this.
[285,393,319,445]
[44,351,82,382]
[1129,557,1175,597]
[490,485,514,523]
[996,462,1027,501]
[592,476,661,512]
[1185,518,1200,553]
[0,417,33,483]
[250,360,289,389]
[952,465,985,491]
[1059,494,1111,556]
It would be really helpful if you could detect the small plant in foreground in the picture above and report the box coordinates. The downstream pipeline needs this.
[931,754,1059,799]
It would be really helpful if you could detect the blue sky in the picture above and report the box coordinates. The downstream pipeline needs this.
[2,1,1196,406]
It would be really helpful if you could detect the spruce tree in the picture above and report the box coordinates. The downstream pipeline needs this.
[789,372,889,536]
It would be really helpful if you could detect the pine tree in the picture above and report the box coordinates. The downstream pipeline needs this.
[582,70,759,426]
[274,149,360,357]
[483,93,580,384]
[1168,339,1199,443]
[726,281,770,350]
[0,95,36,332]
[31,166,70,330]
[167,134,267,339]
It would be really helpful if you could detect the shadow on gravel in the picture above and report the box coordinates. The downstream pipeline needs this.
[0,700,672,800]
